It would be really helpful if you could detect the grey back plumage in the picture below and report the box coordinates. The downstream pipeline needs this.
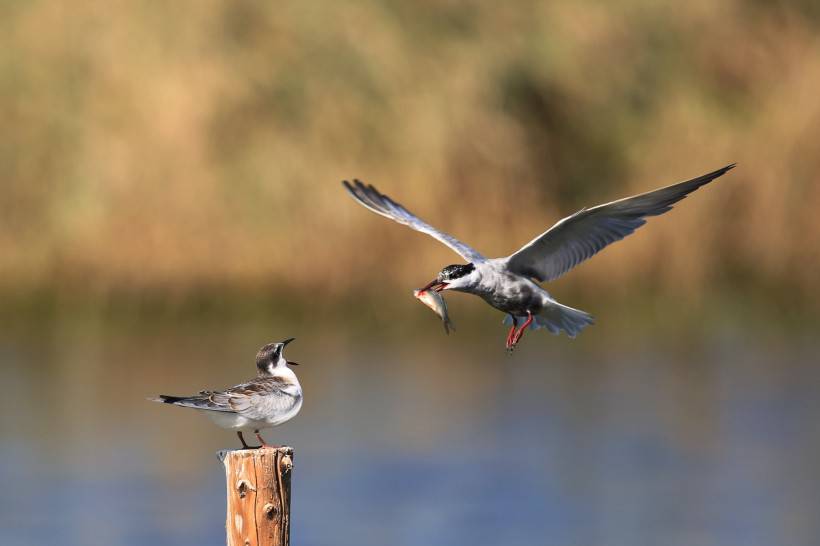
[207,377,300,420]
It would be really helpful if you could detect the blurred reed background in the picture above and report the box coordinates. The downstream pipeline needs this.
[2,0,819,315]
[1,1,819,546]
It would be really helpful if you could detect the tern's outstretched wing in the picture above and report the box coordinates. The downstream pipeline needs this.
[505,164,735,282]
[343,180,486,263]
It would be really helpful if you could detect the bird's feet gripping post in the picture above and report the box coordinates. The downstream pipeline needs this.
[506,311,534,354]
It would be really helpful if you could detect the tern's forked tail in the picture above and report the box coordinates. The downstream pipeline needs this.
[149,394,185,404]
[504,302,594,339]
[148,394,214,410]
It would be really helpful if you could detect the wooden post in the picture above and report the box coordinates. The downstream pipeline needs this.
[218,447,294,546]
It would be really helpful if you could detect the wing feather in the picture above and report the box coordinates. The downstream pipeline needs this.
[506,164,735,282]
[151,393,236,412]
[343,180,486,263]
[209,379,292,420]
[154,378,294,420]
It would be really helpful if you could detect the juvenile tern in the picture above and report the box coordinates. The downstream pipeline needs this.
[343,164,735,351]
[150,338,303,448]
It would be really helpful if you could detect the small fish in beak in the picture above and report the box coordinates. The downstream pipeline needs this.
[413,288,455,334]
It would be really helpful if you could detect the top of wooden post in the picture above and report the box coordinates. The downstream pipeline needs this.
[217,446,294,464]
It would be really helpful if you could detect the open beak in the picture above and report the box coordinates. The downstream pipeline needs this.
[420,278,448,293]
[279,338,297,364]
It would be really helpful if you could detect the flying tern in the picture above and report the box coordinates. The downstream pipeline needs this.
[343,164,735,351]
[150,338,303,448]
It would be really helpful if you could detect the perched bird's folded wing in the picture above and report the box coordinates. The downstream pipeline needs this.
[505,164,736,282]
[214,379,296,421]
[343,179,486,263]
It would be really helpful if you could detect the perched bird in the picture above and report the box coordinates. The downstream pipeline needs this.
[343,164,735,351]
[150,338,303,448]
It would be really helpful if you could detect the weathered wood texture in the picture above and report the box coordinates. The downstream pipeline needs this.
[219,447,294,546]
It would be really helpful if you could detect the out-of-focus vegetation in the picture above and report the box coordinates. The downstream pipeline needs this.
[2,0,819,314]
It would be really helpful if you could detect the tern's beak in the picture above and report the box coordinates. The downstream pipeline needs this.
[421,278,448,292]
[279,338,298,365]
[279,337,299,366]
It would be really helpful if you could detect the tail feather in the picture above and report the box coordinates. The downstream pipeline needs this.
[503,302,594,338]
[148,394,207,408]
[148,394,184,404]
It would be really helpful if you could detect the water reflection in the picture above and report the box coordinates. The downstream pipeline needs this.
[1,313,818,546]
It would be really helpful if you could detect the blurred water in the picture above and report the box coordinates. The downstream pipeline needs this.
[0,313,818,546]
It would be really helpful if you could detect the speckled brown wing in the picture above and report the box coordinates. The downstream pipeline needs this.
[155,377,293,417]
[209,377,295,421]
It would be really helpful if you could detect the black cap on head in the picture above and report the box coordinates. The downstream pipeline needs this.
[256,343,280,366]
[256,338,297,370]
[439,263,475,281]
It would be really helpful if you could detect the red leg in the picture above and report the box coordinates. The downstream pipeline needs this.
[505,315,519,349]
[255,430,281,449]
[237,431,259,449]
[510,311,534,348]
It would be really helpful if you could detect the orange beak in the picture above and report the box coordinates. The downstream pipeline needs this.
[420,278,447,293]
